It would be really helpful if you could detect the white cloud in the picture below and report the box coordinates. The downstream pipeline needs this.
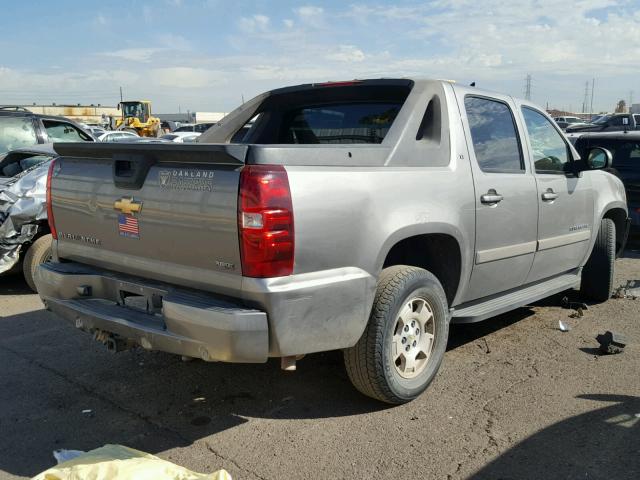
[103,48,161,62]
[283,19,294,28]
[94,14,108,26]
[326,45,366,63]
[150,67,226,88]
[238,14,270,33]
[296,6,324,26]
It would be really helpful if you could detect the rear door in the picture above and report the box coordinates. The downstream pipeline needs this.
[456,91,538,302]
[517,105,594,283]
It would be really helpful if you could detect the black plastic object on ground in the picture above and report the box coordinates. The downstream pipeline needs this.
[596,331,628,354]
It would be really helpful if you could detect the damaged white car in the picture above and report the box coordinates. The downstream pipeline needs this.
[0,144,56,290]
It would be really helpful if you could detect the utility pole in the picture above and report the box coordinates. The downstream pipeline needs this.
[589,78,595,120]
[119,86,123,103]
[524,74,532,101]
[629,90,634,110]
[582,81,589,113]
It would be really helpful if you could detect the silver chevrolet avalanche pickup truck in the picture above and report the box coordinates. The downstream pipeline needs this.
[35,79,629,404]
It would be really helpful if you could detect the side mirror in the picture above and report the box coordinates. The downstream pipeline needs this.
[586,147,612,170]
[117,103,121,111]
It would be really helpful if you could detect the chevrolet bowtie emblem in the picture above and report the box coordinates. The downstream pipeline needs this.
[114,197,143,215]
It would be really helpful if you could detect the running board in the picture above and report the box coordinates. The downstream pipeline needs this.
[451,270,581,324]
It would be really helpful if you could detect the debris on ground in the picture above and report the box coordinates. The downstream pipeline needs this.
[34,444,232,480]
[612,280,640,299]
[561,296,587,318]
[81,409,93,417]
[596,331,628,354]
[558,320,570,332]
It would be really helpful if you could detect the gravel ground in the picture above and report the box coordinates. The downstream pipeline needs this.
[0,244,638,480]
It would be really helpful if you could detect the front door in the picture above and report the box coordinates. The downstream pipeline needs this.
[457,92,538,302]
[517,105,594,283]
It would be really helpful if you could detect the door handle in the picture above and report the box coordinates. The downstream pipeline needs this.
[480,189,503,204]
[541,189,558,201]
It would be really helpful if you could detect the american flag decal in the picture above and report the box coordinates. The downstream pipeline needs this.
[118,214,140,238]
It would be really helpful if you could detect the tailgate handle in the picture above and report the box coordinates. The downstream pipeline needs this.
[113,154,156,190]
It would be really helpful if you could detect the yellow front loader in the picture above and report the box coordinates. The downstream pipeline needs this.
[115,100,161,137]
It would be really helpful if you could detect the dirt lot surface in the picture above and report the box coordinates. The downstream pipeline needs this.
[1,244,638,480]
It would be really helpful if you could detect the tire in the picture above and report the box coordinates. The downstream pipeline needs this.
[344,265,449,404]
[23,234,52,292]
[580,218,615,302]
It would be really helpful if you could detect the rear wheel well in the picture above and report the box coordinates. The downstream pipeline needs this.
[602,208,628,256]
[382,234,461,305]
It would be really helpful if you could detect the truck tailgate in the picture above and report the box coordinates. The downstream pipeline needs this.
[50,143,247,295]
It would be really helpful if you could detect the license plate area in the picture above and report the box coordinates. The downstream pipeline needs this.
[115,281,165,316]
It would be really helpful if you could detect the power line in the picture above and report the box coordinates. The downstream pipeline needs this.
[589,78,595,120]
[524,74,532,101]
[582,81,589,113]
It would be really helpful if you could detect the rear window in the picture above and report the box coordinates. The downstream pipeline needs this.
[241,82,412,144]
[0,117,38,154]
[280,103,402,144]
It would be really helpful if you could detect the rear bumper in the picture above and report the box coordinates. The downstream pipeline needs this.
[35,261,377,360]
[35,262,269,363]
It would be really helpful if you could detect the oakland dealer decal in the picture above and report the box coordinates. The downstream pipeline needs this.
[159,169,215,192]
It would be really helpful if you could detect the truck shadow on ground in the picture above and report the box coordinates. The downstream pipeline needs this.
[468,394,640,479]
[0,272,33,296]
[0,306,544,478]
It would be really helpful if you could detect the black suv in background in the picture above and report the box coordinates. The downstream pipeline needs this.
[566,113,640,133]
[0,108,93,154]
[570,132,640,232]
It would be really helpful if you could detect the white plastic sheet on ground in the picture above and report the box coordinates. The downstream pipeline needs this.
[32,444,232,480]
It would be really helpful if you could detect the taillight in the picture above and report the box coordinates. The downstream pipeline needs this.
[238,164,294,277]
[46,159,58,240]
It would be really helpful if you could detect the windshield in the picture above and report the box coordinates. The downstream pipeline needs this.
[592,115,611,125]
[566,118,582,123]
[121,103,148,122]
[0,117,38,154]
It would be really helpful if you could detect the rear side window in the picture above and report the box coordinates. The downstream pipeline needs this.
[279,103,401,144]
[43,120,92,142]
[464,96,524,172]
[0,117,38,154]
[521,107,570,173]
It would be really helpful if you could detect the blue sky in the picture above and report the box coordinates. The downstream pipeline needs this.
[1,0,639,113]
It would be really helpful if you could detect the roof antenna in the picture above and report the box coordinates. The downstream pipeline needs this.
[470,81,476,87]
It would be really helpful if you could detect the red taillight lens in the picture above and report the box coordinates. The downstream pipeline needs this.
[46,159,58,240]
[238,165,294,277]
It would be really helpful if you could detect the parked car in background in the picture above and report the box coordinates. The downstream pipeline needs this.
[571,132,640,233]
[174,123,216,133]
[566,113,640,133]
[553,116,590,130]
[0,144,57,289]
[0,110,93,154]
[97,131,140,143]
[160,132,201,143]
[38,78,628,404]
[161,120,178,133]
[83,125,107,139]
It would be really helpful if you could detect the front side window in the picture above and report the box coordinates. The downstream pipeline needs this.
[522,107,571,174]
[43,121,92,142]
[0,117,38,154]
[464,96,524,172]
